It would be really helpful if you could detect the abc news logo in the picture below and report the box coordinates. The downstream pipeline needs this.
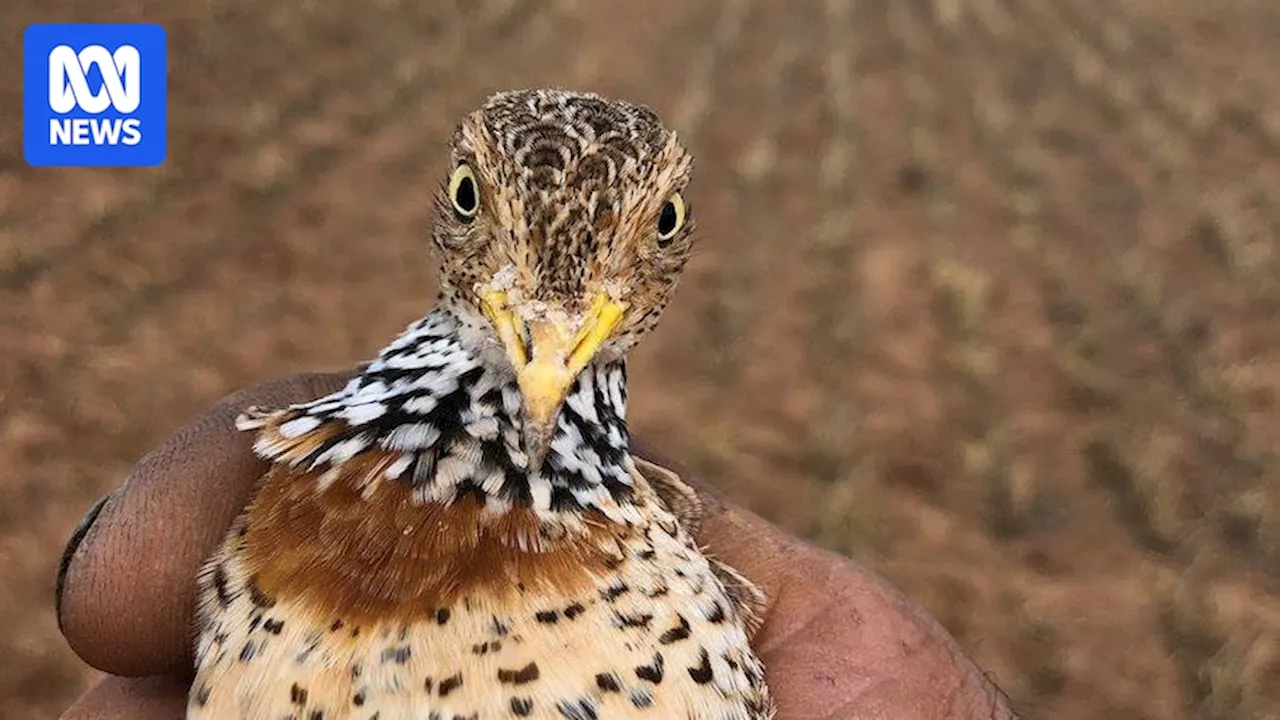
[48,44,144,147]
[24,24,167,167]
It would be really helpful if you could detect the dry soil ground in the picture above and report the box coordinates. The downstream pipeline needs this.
[3,1,1280,718]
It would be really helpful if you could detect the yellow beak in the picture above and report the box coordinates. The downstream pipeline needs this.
[480,290,625,469]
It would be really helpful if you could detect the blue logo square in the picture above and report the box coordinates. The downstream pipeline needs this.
[24,24,167,167]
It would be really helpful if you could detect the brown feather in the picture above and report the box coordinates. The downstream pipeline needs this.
[238,458,628,626]
[632,456,704,536]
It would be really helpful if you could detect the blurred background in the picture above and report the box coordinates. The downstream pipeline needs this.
[3,1,1279,718]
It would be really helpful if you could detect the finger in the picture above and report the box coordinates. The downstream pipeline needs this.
[701,502,1018,716]
[630,440,1018,717]
[757,548,1018,718]
[58,371,356,677]
[60,675,189,720]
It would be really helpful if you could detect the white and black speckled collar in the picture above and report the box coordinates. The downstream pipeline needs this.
[237,307,642,526]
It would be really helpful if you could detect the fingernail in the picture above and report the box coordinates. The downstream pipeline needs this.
[56,494,112,631]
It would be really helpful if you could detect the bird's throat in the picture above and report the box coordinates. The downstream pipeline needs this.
[236,307,640,527]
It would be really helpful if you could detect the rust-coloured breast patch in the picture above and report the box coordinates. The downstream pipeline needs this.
[238,458,626,625]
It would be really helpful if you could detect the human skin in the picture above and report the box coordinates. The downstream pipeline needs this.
[56,371,1020,720]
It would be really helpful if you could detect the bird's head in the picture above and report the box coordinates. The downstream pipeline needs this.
[430,90,695,468]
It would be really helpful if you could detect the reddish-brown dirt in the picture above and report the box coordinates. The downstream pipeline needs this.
[4,2,1280,718]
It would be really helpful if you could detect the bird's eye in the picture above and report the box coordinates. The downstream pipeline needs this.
[656,192,686,246]
[449,164,479,220]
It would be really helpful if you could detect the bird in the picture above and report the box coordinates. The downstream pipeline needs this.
[188,89,774,720]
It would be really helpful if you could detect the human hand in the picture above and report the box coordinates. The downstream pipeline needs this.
[56,371,1019,719]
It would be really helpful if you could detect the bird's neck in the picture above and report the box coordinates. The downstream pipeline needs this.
[238,307,644,528]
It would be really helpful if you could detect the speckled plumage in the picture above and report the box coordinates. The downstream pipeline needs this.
[190,89,773,719]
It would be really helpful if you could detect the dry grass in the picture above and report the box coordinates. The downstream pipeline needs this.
[3,1,1280,718]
